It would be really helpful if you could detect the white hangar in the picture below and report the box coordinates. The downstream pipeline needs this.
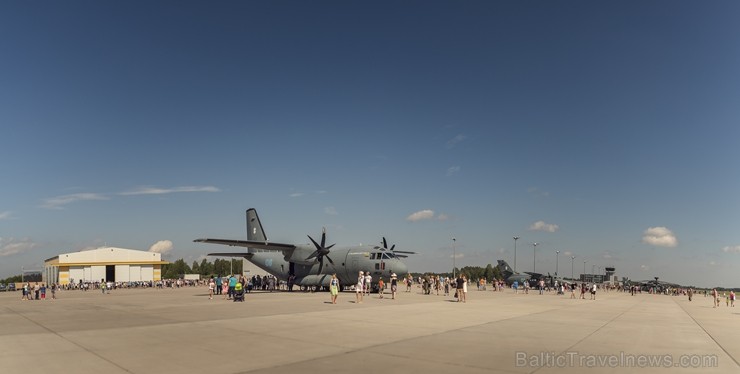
[44,246,169,285]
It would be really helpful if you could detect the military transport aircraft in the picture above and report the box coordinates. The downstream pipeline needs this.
[495,260,542,286]
[195,208,415,289]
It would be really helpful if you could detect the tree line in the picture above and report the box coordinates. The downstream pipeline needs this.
[160,258,244,280]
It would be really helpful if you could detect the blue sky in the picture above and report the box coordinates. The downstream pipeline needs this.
[2,2,739,287]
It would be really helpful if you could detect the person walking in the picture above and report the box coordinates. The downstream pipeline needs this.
[378,278,385,299]
[356,271,364,304]
[330,274,339,304]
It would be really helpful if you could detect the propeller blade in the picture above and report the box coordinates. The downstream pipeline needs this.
[306,249,320,260]
[396,254,408,258]
[320,231,326,248]
[317,258,324,274]
[325,254,335,265]
[308,235,321,250]
[325,243,335,250]
[390,244,395,252]
[383,237,388,249]
[394,250,416,254]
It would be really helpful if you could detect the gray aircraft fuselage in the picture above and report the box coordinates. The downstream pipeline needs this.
[195,208,409,288]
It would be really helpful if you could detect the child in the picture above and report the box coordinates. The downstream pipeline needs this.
[40,284,46,300]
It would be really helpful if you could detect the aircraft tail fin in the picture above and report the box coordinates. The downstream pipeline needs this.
[246,208,267,242]
[496,260,514,277]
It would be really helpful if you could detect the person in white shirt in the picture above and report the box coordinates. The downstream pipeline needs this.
[356,271,364,304]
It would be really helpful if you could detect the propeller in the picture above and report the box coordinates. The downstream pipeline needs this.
[306,228,336,274]
[380,237,417,256]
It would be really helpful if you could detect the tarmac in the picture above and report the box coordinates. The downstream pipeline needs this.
[1,286,738,374]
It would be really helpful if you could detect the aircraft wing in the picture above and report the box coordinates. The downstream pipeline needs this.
[194,238,296,251]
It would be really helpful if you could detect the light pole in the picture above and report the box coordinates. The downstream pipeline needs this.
[532,243,538,273]
[513,236,520,272]
[555,250,560,276]
[583,260,587,280]
[571,256,576,280]
[452,237,456,278]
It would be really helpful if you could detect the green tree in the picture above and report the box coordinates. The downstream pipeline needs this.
[162,259,192,279]
[191,261,200,274]
[199,258,213,276]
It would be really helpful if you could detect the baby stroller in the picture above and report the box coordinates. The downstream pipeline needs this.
[233,284,245,302]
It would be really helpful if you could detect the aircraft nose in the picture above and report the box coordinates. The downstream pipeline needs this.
[393,260,408,275]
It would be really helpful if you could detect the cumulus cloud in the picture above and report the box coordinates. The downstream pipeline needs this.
[0,237,38,257]
[324,207,338,215]
[528,187,550,198]
[641,227,678,248]
[406,210,435,222]
[289,192,304,198]
[41,193,109,210]
[529,220,559,233]
[446,166,460,176]
[640,264,650,271]
[446,134,466,149]
[120,186,220,196]
[149,240,174,254]
[722,245,740,254]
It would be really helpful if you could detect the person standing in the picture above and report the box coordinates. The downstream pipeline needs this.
[390,273,398,300]
[455,274,464,302]
[330,274,339,304]
[591,283,597,300]
[462,275,468,303]
[364,272,372,296]
[208,276,215,300]
[356,271,364,304]
[712,288,718,308]
[730,290,735,307]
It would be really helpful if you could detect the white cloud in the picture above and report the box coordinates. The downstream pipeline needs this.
[446,134,466,149]
[641,227,678,248]
[722,245,740,254]
[289,192,304,198]
[451,253,464,259]
[437,213,449,221]
[528,187,550,197]
[149,240,174,255]
[41,193,109,209]
[120,186,220,196]
[406,210,435,222]
[640,264,650,271]
[563,251,573,257]
[0,237,37,257]
[324,207,338,215]
[0,211,13,220]
[446,166,460,176]
[529,220,559,233]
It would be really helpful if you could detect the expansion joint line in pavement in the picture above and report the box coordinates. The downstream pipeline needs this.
[234,304,568,374]
[2,306,136,374]
[527,296,645,374]
[671,297,740,369]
